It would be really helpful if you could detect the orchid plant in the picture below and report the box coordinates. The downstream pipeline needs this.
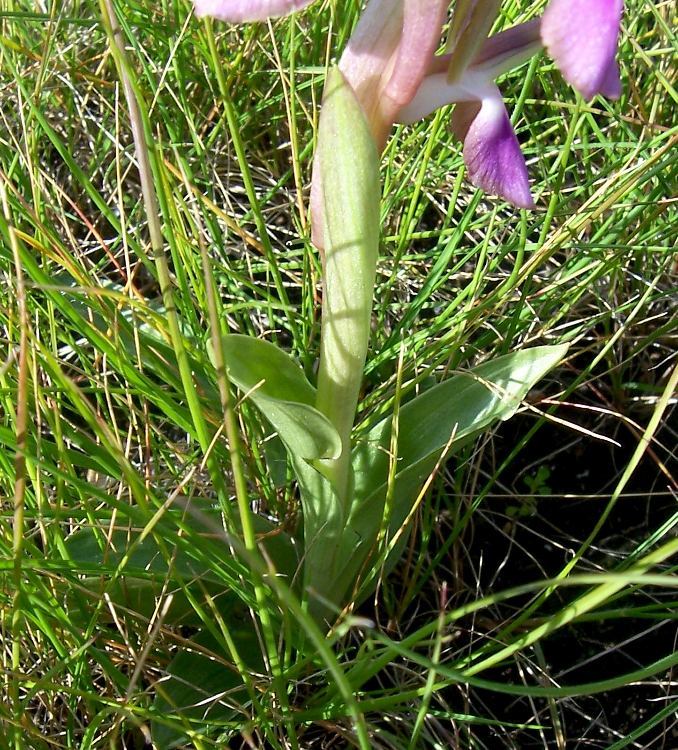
[191,0,623,609]
[86,0,625,744]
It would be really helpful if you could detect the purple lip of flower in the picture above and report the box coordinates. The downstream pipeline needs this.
[541,0,623,101]
[398,14,544,210]
[193,0,624,208]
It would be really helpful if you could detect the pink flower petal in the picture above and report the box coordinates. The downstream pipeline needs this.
[541,0,623,100]
[381,0,448,111]
[472,19,542,76]
[338,0,404,147]
[452,91,534,209]
[193,0,315,22]
[338,0,447,149]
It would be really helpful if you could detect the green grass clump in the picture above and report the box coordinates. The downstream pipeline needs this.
[0,1,676,748]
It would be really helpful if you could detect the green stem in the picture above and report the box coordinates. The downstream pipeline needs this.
[313,68,380,509]
[314,249,376,505]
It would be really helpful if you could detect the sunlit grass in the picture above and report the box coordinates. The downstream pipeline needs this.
[0,0,675,747]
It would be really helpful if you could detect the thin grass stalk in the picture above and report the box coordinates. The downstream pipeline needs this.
[269,17,306,233]
[202,19,300,344]
[537,98,582,246]
[101,3,299,742]
[101,0,243,519]
[458,267,668,657]
[195,218,279,741]
[377,341,405,551]
[99,0,225,493]
[463,509,678,676]
[539,343,678,585]
[1,177,30,750]
[199,21,306,748]
[408,583,447,750]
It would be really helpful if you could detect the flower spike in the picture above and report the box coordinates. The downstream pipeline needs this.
[196,0,625,212]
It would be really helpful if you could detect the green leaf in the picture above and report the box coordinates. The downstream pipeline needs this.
[65,515,298,623]
[65,528,218,625]
[216,335,342,461]
[151,626,263,749]
[334,344,569,602]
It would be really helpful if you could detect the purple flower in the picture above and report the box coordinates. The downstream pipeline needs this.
[397,16,541,208]
[541,0,623,100]
[194,0,624,208]
[395,0,624,207]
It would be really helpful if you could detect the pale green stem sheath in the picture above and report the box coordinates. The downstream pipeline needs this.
[314,67,380,508]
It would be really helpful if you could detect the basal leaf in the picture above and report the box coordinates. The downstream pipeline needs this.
[333,344,569,602]
[151,626,262,749]
[216,335,342,461]
[65,515,298,623]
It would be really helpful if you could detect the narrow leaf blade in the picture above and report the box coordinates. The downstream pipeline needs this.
[335,344,569,602]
